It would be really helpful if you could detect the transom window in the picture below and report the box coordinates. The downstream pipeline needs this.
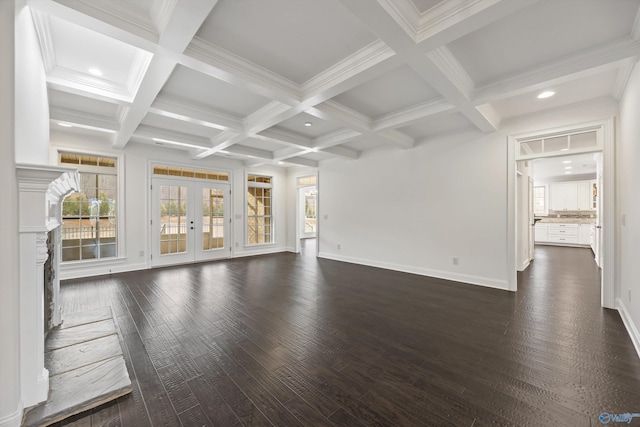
[153,165,229,181]
[60,153,118,262]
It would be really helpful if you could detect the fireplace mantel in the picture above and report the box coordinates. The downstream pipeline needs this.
[16,164,78,408]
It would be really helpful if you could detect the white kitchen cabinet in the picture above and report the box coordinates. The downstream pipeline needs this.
[549,181,592,211]
[547,223,578,244]
[578,224,591,245]
[535,223,548,242]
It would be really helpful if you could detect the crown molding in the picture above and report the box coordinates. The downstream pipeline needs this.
[612,57,637,100]
[302,40,396,101]
[376,0,420,41]
[426,46,475,97]
[30,10,56,73]
[126,49,154,96]
[47,66,134,103]
[373,98,455,131]
[150,0,177,36]
[472,37,640,105]
[150,95,244,131]
[256,128,314,149]
[417,0,499,43]
[186,37,300,102]
[50,106,120,133]
[321,145,360,160]
[475,103,501,130]
[285,157,319,168]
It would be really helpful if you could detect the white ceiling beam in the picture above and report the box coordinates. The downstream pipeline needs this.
[244,101,305,135]
[149,95,244,132]
[321,145,360,160]
[226,144,273,160]
[112,0,218,148]
[134,124,212,149]
[49,106,119,133]
[338,0,498,132]
[254,128,314,149]
[372,98,454,131]
[191,131,244,160]
[472,37,640,105]
[314,129,362,149]
[284,157,319,168]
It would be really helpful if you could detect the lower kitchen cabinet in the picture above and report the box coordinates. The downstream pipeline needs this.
[535,222,593,247]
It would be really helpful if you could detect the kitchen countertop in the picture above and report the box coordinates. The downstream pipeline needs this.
[536,217,596,224]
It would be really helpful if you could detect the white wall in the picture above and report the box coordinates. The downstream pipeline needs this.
[318,130,509,289]
[616,61,640,356]
[49,132,292,278]
[14,0,49,165]
[1,1,23,426]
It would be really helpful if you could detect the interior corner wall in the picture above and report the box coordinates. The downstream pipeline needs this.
[0,1,23,425]
[616,61,640,356]
[14,0,50,165]
[318,131,509,290]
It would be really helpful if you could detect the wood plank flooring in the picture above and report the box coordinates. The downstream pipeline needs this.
[54,241,640,426]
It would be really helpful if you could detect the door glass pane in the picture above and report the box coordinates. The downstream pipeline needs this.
[520,139,542,155]
[543,136,568,152]
[304,187,317,233]
[160,185,188,255]
[570,131,597,150]
[202,188,224,250]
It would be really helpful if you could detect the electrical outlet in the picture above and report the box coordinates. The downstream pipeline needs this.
[337,243,341,250]
[453,257,459,265]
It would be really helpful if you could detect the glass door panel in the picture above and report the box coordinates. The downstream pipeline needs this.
[195,182,229,262]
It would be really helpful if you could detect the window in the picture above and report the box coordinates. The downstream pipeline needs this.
[247,174,273,245]
[534,186,546,215]
[60,153,118,261]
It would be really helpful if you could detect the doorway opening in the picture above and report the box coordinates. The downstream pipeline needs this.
[295,174,318,256]
[508,118,614,308]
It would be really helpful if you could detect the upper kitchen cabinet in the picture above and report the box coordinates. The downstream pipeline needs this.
[550,181,593,211]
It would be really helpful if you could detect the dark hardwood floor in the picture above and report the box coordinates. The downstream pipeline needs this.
[54,241,640,426]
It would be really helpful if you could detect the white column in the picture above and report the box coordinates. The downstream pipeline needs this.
[0,0,23,425]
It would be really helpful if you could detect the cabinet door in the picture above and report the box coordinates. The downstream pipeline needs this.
[564,182,578,210]
[550,183,565,210]
[578,224,591,245]
[577,182,591,211]
[535,223,548,242]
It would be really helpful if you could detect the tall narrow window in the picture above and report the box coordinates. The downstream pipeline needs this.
[533,186,546,215]
[60,153,118,261]
[247,174,273,245]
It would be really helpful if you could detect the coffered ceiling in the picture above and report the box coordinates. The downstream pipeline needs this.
[30,0,640,168]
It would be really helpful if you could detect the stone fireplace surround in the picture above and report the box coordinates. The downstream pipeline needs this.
[16,164,78,409]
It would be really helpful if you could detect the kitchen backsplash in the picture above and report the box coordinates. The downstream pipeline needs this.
[544,209,596,218]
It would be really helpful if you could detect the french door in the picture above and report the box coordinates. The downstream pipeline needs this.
[151,177,230,267]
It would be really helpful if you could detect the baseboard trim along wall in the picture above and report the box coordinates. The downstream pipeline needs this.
[616,298,640,360]
[233,247,290,258]
[60,262,148,280]
[318,252,509,291]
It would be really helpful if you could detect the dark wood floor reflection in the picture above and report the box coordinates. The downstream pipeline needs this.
[55,241,640,426]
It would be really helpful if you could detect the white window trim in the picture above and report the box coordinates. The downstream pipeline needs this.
[56,147,126,262]
[245,171,276,247]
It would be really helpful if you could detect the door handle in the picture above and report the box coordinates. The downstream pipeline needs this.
[596,226,602,229]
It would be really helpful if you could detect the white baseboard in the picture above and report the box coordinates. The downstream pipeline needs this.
[60,262,148,280]
[0,401,23,427]
[318,252,510,291]
[233,247,289,258]
[616,298,640,360]
[518,258,531,272]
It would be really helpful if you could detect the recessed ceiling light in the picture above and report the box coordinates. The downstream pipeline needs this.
[278,161,285,165]
[88,68,103,77]
[562,160,572,164]
[564,166,572,170]
[58,122,73,127]
[304,122,312,127]
[537,91,555,99]
[565,171,573,174]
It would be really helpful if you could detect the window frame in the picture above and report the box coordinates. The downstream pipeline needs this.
[245,172,275,247]
[57,148,125,263]
[533,185,548,216]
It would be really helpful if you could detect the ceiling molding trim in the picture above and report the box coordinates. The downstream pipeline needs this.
[284,156,318,168]
[372,98,455,131]
[47,67,134,102]
[320,145,360,160]
[472,37,640,105]
[192,131,243,159]
[309,101,372,132]
[50,106,120,133]
[245,101,301,134]
[256,128,314,149]
[134,124,213,148]
[150,95,244,131]
[302,40,396,100]
[150,0,177,36]
[273,147,311,161]
[416,0,500,43]
[425,46,475,97]
[314,129,362,148]
[30,10,57,73]
[377,129,414,149]
[612,57,637,100]
[186,37,300,101]
[374,0,420,41]
[54,0,159,42]
[226,144,273,160]
[126,49,154,95]
[475,103,501,130]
